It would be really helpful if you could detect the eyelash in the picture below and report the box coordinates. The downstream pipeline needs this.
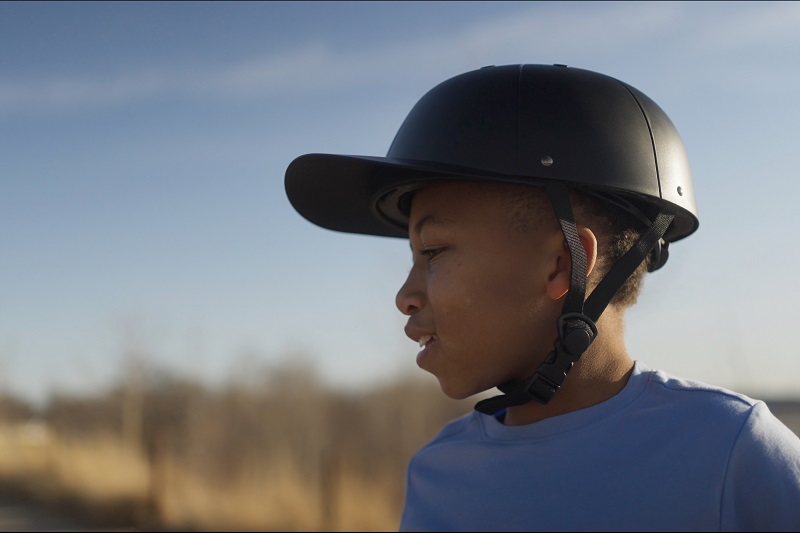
[420,247,444,261]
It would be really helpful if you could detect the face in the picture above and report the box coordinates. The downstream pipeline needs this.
[395,181,562,399]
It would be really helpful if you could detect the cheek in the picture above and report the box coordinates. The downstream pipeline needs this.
[425,259,553,396]
[426,268,478,327]
[429,260,538,344]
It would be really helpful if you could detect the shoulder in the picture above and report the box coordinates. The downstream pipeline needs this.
[718,398,800,529]
[638,365,762,421]
[645,366,755,404]
[629,364,800,457]
[643,367,800,438]
[639,364,800,528]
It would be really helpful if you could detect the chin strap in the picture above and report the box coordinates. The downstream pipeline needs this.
[475,183,674,415]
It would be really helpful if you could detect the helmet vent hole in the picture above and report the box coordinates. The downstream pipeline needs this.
[541,156,554,167]
[677,186,683,196]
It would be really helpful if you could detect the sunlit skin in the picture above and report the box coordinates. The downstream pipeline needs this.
[395,181,635,426]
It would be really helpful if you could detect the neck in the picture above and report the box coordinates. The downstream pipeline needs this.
[503,307,633,426]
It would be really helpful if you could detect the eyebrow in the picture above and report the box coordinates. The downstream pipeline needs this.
[412,215,453,236]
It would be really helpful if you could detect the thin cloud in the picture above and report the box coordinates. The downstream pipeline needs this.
[683,1,800,52]
[0,71,169,112]
[0,46,342,113]
[1,2,797,115]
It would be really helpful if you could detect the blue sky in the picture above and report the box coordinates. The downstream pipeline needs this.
[2,1,799,406]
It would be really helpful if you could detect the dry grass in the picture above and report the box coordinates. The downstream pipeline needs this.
[51,433,151,503]
[0,420,53,476]
[0,363,472,531]
[155,456,397,531]
[159,456,322,531]
[0,421,402,531]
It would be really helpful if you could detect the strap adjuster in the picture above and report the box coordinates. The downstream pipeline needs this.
[558,313,598,357]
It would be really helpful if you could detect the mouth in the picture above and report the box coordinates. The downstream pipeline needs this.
[418,334,438,348]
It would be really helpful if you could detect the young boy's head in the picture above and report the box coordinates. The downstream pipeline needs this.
[395,180,651,400]
[285,64,699,412]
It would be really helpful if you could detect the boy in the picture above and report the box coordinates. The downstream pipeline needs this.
[285,65,800,531]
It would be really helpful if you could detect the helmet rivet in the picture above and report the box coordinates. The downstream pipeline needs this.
[541,156,554,167]
[677,186,683,196]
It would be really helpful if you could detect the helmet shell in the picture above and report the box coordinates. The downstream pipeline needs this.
[285,64,698,242]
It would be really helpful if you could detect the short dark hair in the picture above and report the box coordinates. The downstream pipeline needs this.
[498,183,648,309]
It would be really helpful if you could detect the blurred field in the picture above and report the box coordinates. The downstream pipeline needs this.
[0,360,472,531]
[0,360,798,532]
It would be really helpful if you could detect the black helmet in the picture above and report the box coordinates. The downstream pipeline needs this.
[285,64,699,413]
[286,64,697,243]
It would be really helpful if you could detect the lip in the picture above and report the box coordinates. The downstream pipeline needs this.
[404,324,438,368]
[404,323,434,344]
[415,336,438,369]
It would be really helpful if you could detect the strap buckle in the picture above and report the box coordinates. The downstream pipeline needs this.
[523,371,561,405]
[522,313,597,405]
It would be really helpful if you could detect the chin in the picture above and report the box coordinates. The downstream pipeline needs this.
[435,376,490,401]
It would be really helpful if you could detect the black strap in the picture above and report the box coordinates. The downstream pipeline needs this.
[475,186,674,415]
[546,183,587,315]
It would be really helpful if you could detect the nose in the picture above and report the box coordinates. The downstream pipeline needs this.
[395,265,426,316]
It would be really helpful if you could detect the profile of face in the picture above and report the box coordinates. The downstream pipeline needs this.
[395,181,568,399]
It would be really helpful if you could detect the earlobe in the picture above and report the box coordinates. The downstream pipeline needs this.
[545,256,571,300]
[544,227,598,301]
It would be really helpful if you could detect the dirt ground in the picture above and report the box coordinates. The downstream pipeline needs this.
[0,488,95,532]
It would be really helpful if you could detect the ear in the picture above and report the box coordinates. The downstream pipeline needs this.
[545,226,598,301]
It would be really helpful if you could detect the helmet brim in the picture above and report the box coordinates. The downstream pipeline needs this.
[284,152,698,242]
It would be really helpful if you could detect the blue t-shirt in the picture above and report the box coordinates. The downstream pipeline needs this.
[400,361,800,531]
